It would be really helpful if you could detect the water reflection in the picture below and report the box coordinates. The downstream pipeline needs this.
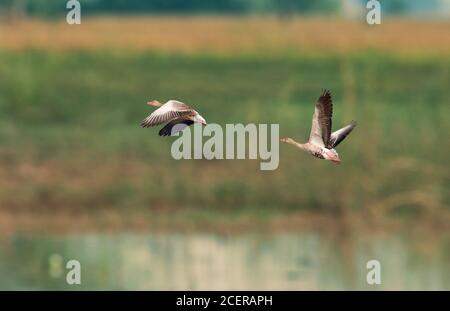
[0,233,448,290]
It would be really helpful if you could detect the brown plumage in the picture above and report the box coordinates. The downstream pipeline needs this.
[281,89,356,164]
[141,100,207,136]
[309,89,333,148]
[329,120,357,148]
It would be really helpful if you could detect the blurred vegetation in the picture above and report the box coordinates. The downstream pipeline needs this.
[0,16,448,232]
[0,0,441,17]
[0,11,448,291]
[0,49,448,221]
[0,0,340,17]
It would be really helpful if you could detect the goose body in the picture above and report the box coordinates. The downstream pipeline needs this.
[281,90,356,164]
[141,100,206,136]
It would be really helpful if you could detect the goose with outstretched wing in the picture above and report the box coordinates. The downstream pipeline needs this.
[281,89,357,164]
[141,100,207,136]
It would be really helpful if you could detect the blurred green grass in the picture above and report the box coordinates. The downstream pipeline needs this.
[0,50,448,222]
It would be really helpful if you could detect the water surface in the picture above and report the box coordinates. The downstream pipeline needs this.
[0,232,448,290]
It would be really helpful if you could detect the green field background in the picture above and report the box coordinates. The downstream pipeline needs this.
[0,50,448,227]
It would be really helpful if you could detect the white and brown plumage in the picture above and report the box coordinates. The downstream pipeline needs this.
[141,100,207,136]
[281,90,356,164]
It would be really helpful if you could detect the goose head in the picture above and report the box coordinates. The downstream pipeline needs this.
[147,100,162,107]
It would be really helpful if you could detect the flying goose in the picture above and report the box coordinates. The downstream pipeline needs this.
[141,100,207,136]
[281,90,356,164]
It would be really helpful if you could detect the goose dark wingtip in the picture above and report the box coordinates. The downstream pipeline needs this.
[318,89,332,103]
[158,129,169,136]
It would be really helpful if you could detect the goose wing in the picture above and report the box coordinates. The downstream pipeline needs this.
[159,119,194,136]
[308,90,333,147]
[141,100,195,128]
[328,121,357,148]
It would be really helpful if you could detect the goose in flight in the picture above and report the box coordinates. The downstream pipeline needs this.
[141,100,207,136]
[281,90,356,164]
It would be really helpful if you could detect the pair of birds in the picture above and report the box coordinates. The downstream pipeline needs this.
[141,90,356,164]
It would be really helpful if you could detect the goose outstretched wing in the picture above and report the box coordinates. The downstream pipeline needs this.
[141,100,195,128]
[328,121,357,148]
[308,90,333,147]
